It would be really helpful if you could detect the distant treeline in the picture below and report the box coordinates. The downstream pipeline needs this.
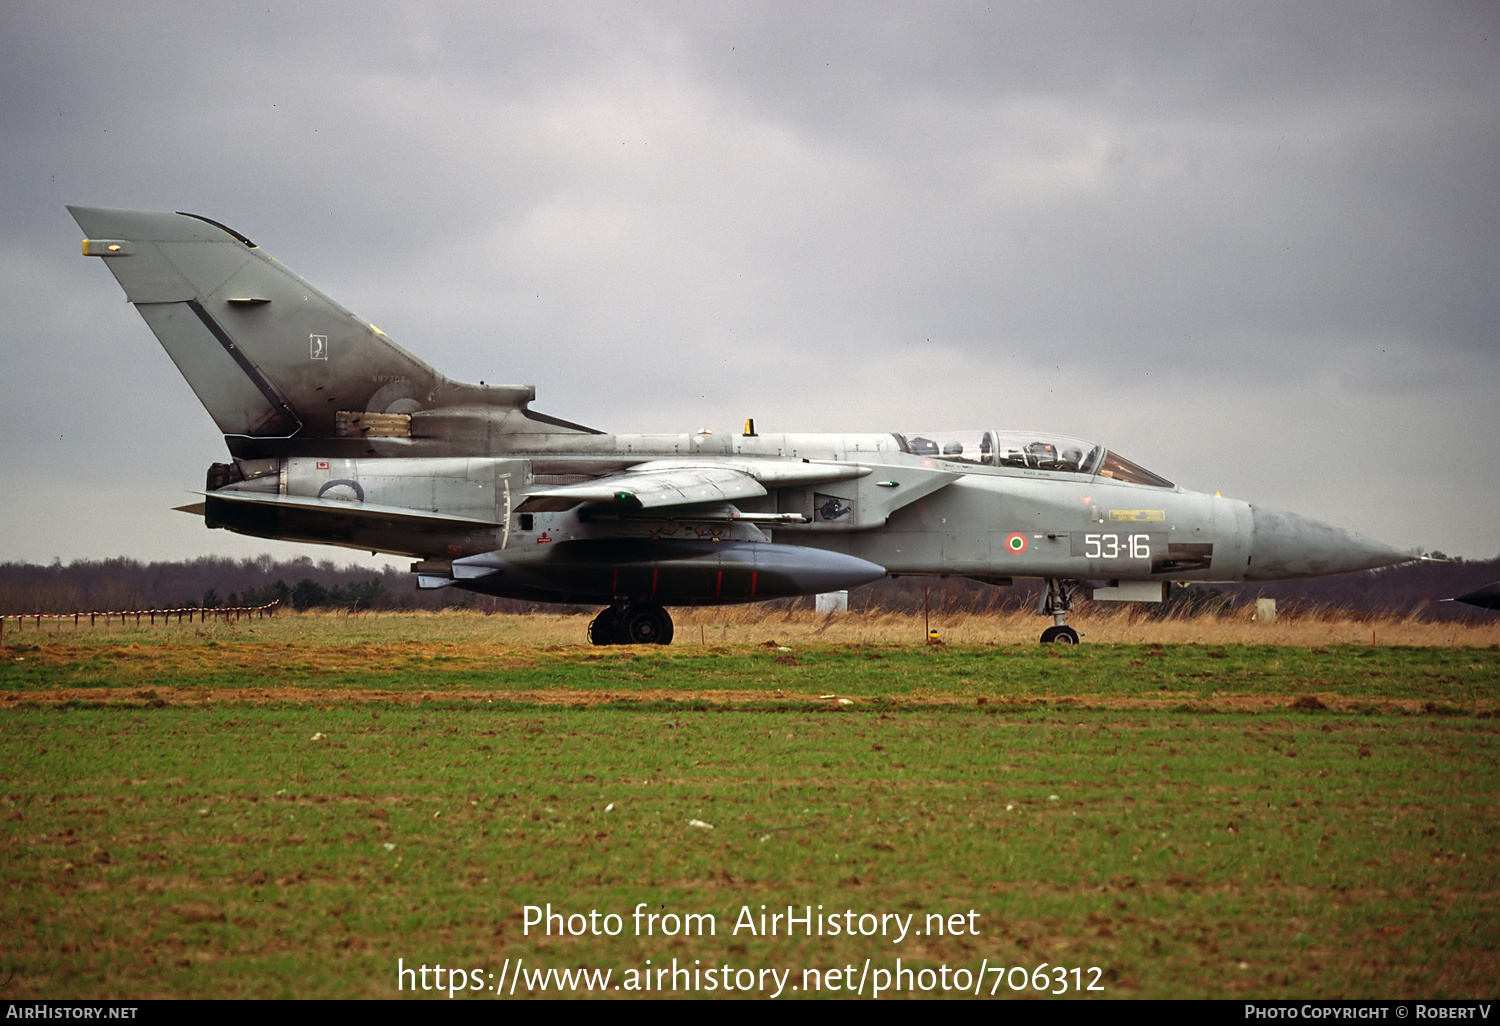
[1212,553,1500,623]
[0,556,515,616]
[1,552,1496,622]
[865,554,1500,623]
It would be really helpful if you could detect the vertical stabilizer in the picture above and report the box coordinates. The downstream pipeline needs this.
[69,206,451,442]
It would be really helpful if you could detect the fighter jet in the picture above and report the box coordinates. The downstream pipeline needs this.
[69,205,1414,644]
[1452,582,1500,611]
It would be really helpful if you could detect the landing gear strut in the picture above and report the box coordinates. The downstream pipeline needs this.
[588,601,674,645]
[1039,578,1082,644]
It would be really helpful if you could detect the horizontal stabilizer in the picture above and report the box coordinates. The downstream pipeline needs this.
[199,489,501,528]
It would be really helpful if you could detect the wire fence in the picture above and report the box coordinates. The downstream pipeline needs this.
[0,600,280,639]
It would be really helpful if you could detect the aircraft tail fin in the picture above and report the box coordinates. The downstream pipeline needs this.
[68,206,554,455]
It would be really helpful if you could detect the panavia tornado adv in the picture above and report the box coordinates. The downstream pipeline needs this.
[69,205,1415,645]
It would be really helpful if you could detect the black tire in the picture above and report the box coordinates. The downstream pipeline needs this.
[588,607,622,646]
[1040,625,1080,645]
[619,603,674,645]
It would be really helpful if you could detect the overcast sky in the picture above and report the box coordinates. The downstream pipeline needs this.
[2,1,1497,571]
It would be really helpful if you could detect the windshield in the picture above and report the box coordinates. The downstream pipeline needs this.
[893,430,1172,486]
[1095,450,1173,487]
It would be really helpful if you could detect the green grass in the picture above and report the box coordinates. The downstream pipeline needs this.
[4,637,1498,705]
[2,629,1497,999]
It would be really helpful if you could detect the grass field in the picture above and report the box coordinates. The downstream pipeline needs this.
[2,609,1497,999]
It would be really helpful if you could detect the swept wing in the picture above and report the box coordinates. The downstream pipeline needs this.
[516,458,871,513]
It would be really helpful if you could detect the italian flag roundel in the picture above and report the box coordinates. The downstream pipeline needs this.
[1005,532,1028,554]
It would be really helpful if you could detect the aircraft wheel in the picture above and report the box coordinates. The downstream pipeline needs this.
[588,606,623,646]
[619,602,674,645]
[1040,625,1080,645]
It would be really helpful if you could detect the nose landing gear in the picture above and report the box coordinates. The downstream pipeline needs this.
[1039,579,1083,644]
[1040,624,1080,645]
[588,601,675,645]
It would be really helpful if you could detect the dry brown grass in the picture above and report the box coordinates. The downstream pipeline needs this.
[675,604,1500,648]
[5,603,1497,648]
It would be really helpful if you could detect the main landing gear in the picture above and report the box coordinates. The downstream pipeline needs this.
[588,601,675,646]
[1039,578,1082,645]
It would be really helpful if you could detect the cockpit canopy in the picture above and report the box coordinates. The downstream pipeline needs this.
[893,430,1173,488]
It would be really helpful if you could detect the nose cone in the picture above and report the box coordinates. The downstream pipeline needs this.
[1454,581,1500,611]
[1246,507,1413,581]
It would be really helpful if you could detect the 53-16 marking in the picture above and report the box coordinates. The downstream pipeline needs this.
[1081,533,1152,559]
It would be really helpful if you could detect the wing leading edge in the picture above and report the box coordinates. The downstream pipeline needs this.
[516,458,872,513]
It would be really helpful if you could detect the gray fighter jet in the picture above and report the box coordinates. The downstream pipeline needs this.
[69,205,1414,644]
[1453,582,1500,611]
